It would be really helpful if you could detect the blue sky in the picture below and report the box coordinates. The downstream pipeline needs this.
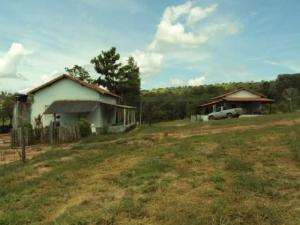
[0,0,299,92]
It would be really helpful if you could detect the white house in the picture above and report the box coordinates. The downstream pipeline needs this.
[14,74,136,133]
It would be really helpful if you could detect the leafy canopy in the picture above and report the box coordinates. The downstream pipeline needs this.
[91,47,122,94]
[65,65,93,83]
[91,47,141,107]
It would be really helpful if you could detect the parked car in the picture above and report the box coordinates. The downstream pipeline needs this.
[208,107,243,120]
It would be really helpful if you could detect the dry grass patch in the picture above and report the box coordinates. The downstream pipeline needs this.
[1,113,300,225]
[43,156,143,224]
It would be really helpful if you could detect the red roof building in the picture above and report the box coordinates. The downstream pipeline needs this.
[198,88,274,114]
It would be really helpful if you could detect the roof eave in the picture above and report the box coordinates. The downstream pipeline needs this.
[27,74,120,98]
[210,88,267,100]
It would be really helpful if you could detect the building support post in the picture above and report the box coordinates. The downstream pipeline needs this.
[134,110,136,124]
[123,108,126,126]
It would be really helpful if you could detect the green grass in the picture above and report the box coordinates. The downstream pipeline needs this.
[0,112,299,225]
[225,157,254,172]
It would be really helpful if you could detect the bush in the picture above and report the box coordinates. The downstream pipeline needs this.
[21,121,33,130]
[78,118,91,137]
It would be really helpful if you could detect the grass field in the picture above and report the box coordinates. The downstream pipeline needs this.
[0,113,300,225]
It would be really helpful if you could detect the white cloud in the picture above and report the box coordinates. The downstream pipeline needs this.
[40,70,60,83]
[0,43,30,80]
[170,78,183,86]
[18,70,61,94]
[187,4,218,26]
[264,60,280,66]
[170,75,206,87]
[148,1,236,51]
[133,1,239,78]
[187,76,206,86]
[131,50,163,77]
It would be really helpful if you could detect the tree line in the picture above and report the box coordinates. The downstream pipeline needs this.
[141,73,300,124]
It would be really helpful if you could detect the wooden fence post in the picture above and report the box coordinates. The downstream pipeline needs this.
[11,124,82,148]
[21,127,26,163]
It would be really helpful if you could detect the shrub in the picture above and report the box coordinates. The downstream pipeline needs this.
[21,121,33,130]
[78,118,91,137]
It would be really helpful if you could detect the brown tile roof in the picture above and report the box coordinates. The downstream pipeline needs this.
[27,74,119,98]
[210,88,266,100]
[198,99,223,108]
[223,97,274,102]
[199,88,274,108]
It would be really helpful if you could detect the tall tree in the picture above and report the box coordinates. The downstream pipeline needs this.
[119,56,141,107]
[91,47,121,94]
[65,65,93,83]
[0,92,15,127]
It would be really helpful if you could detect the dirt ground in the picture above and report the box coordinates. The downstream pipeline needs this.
[0,133,46,165]
[0,133,10,147]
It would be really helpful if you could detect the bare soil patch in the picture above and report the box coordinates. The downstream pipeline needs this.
[0,133,11,147]
[0,145,46,165]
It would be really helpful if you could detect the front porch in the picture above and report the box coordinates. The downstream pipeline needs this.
[101,103,136,133]
[44,100,136,134]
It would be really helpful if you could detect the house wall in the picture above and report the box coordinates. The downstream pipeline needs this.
[30,78,117,128]
[227,90,260,99]
[87,107,102,128]
[59,113,80,126]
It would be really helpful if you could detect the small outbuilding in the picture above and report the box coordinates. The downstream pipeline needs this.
[198,88,274,115]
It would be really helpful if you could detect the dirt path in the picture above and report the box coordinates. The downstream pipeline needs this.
[0,146,47,165]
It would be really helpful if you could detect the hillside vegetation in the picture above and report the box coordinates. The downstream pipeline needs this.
[141,73,300,123]
[0,113,300,225]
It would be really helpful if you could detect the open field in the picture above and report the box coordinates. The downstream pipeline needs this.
[0,113,300,225]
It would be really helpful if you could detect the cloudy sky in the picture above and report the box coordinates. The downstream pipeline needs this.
[0,0,299,92]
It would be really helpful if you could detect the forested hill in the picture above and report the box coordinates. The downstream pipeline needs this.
[141,73,300,123]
